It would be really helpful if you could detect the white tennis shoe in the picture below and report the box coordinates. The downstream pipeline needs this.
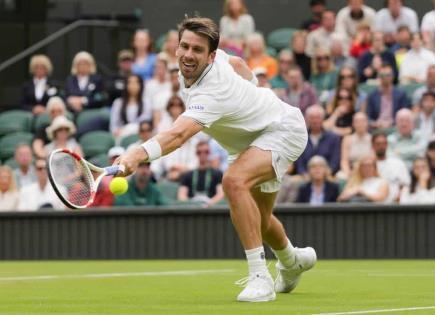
[274,247,317,293]
[236,272,276,302]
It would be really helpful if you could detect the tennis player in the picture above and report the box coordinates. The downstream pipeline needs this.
[117,17,316,302]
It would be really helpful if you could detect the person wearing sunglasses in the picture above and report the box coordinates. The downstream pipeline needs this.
[324,88,356,136]
[310,48,338,104]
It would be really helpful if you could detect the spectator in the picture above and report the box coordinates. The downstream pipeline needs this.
[340,112,372,178]
[107,49,134,104]
[296,105,341,175]
[338,155,389,203]
[145,58,171,112]
[110,74,153,139]
[358,31,398,83]
[0,166,20,211]
[21,54,59,115]
[374,0,419,45]
[44,116,83,157]
[400,157,435,204]
[114,161,168,206]
[310,48,338,103]
[65,51,105,113]
[128,120,154,149]
[415,91,435,141]
[306,10,338,57]
[270,50,294,90]
[158,30,179,69]
[151,67,182,122]
[296,155,339,204]
[372,132,410,202]
[427,139,435,187]
[413,65,435,107]
[330,34,352,69]
[301,0,326,32]
[366,63,410,129]
[280,66,317,115]
[421,0,435,52]
[131,29,157,82]
[246,32,278,80]
[32,96,67,159]
[18,159,64,210]
[291,31,312,80]
[253,67,271,88]
[13,144,36,188]
[209,139,229,173]
[219,0,255,56]
[400,33,435,84]
[276,164,300,203]
[178,141,224,207]
[324,88,355,136]
[349,23,372,59]
[335,0,376,44]
[388,108,428,169]
[389,25,412,66]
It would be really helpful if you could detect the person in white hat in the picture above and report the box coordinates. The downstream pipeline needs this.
[44,115,83,157]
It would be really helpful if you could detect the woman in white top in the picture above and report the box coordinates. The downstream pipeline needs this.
[0,166,20,211]
[158,30,179,70]
[110,74,153,139]
[44,115,83,157]
[400,157,435,204]
[338,155,389,203]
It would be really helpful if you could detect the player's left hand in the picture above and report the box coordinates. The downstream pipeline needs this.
[113,145,148,177]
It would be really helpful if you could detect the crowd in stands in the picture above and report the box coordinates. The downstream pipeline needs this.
[1,0,435,211]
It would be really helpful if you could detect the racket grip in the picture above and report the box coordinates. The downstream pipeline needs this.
[105,165,126,176]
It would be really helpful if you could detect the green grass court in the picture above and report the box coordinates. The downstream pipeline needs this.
[0,260,434,315]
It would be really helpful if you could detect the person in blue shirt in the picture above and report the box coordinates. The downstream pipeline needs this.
[131,29,157,82]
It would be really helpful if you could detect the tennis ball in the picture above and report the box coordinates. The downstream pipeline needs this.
[109,177,129,195]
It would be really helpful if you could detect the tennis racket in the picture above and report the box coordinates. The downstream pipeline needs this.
[47,148,125,209]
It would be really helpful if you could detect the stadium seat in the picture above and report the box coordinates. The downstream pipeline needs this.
[76,108,110,134]
[79,131,115,158]
[33,111,74,132]
[3,157,18,169]
[399,83,425,100]
[266,46,277,58]
[157,180,180,201]
[358,83,378,95]
[0,110,32,136]
[0,132,33,161]
[120,134,140,148]
[267,28,297,51]
[156,33,166,52]
[89,153,109,167]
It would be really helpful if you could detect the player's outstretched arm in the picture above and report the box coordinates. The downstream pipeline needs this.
[116,116,203,176]
[228,56,256,83]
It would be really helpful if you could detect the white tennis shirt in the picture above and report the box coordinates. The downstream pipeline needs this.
[180,49,304,155]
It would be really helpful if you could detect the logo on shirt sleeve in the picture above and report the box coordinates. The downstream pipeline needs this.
[188,104,205,111]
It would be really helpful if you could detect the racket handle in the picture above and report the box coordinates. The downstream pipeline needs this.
[104,165,126,176]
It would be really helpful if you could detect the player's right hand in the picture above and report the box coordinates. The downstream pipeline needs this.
[113,145,148,177]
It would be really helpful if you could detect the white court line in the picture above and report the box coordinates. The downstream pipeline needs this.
[313,306,435,315]
[0,269,235,282]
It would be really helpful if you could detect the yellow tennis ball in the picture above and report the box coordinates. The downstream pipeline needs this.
[109,177,129,195]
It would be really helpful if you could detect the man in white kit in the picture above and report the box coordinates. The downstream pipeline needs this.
[117,17,317,302]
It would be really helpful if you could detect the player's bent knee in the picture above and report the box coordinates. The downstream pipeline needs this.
[222,172,249,195]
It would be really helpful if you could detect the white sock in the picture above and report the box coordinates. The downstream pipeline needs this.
[245,246,268,275]
[272,238,296,268]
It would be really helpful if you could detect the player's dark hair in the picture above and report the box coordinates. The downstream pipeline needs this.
[178,17,220,53]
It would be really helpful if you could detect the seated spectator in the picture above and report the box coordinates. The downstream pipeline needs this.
[145,58,171,115]
[209,139,229,173]
[18,159,64,210]
[413,65,435,107]
[114,162,168,206]
[400,157,435,204]
[279,66,317,115]
[301,0,326,32]
[415,91,435,141]
[107,49,134,104]
[110,74,153,139]
[246,32,278,80]
[374,0,419,45]
[158,30,179,69]
[66,51,105,113]
[219,0,255,56]
[310,48,338,103]
[32,96,67,159]
[131,29,157,82]
[296,105,341,175]
[336,0,376,44]
[340,112,372,178]
[400,33,435,84]
[270,50,294,90]
[178,141,224,207]
[276,163,300,203]
[151,67,182,120]
[128,120,154,149]
[372,132,410,202]
[338,155,389,203]
[389,25,412,66]
[13,144,36,188]
[330,34,352,69]
[44,116,83,157]
[296,155,339,204]
[253,67,271,88]
[157,95,185,133]
[21,54,59,115]
[306,10,338,57]
[427,139,435,187]
[0,166,20,211]
[324,87,356,136]
[421,1,435,52]
[388,108,428,169]
[358,31,398,83]
[291,31,312,80]
[366,63,410,129]
[349,23,372,59]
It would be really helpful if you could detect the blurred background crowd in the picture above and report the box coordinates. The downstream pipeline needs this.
[0,0,434,211]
